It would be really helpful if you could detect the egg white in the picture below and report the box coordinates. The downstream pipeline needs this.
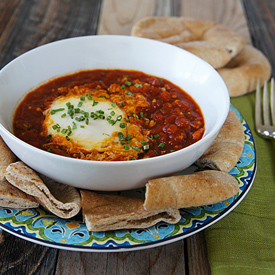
[43,95,126,150]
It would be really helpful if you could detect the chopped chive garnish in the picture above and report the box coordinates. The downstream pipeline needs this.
[90,110,105,120]
[46,134,52,139]
[131,146,141,152]
[80,125,85,128]
[86,93,92,100]
[134,83,143,88]
[154,134,160,138]
[118,132,125,140]
[108,119,116,125]
[158,143,165,149]
[110,111,115,116]
[124,144,130,150]
[125,91,133,96]
[140,112,144,117]
[80,96,85,101]
[120,102,124,107]
[111,102,116,107]
[125,134,132,141]
[52,124,60,131]
[121,85,126,89]
[141,141,147,145]
[75,116,85,122]
[119,122,126,128]
[51,108,65,115]
[27,125,32,130]
[67,104,75,117]
[47,148,53,152]
[93,101,99,106]
[125,81,132,86]
[100,95,106,98]
[78,102,83,107]
[143,144,150,150]
[116,115,122,121]
[61,113,66,118]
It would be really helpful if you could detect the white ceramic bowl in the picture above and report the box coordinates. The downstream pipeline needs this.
[0,35,230,191]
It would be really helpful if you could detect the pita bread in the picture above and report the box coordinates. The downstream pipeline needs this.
[218,45,272,97]
[5,161,81,218]
[0,166,6,181]
[0,167,38,209]
[0,136,16,167]
[81,190,181,231]
[144,170,240,211]
[195,109,244,172]
[131,16,245,69]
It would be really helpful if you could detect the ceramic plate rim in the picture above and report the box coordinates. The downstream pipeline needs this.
[0,105,256,252]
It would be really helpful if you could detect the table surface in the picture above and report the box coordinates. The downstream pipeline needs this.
[0,0,274,274]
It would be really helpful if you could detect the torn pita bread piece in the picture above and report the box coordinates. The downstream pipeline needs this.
[218,44,271,97]
[0,136,16,167]
[5,161,81,218]
[195,109,245,172]
[80,190,181,232]
[131,16,245,69]
[0,166,38,209]
[0,166,6,181]
[144,170,240,211]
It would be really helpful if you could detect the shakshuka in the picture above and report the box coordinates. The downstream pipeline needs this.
[13,70,205,161]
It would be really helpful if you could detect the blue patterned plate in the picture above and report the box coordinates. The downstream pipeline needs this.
[0,105,256,252]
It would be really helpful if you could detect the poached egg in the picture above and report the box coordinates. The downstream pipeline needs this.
[43,94,126,151]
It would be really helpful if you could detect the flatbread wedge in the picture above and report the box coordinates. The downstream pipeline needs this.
[0,136,16,167]
[131,16,245,69]
[81,190,181,231]
[218,45,271,97]
[144,170,240,211]
[195,109,245,172]
[0,167,38,209]
[5,161,81,218]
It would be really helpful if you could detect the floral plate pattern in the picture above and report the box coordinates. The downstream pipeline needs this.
[0,105,256,252]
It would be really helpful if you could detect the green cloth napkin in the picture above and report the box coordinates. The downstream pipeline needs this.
[205,92,275,274]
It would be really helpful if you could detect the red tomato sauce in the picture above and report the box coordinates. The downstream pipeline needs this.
[13,70,205,160]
